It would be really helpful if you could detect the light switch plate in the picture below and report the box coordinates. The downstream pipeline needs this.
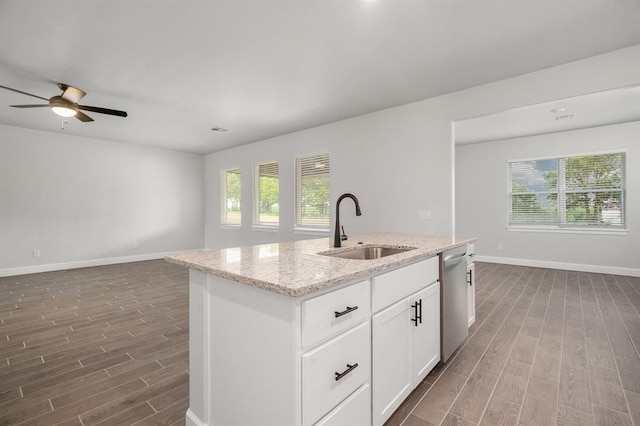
[418,210,431,220]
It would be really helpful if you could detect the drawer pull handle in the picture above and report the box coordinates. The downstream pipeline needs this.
[334,306,358,318]
[335,363,359,381]
[467,269,473,286]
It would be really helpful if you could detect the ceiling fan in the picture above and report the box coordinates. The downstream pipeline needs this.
[0,83,127,122]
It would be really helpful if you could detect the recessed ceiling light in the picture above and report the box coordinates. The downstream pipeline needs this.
[210,127,229,133]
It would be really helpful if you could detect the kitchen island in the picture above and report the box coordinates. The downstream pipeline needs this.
[166,233,475,426]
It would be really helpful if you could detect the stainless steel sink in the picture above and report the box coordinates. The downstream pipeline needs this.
[319,246,416,260]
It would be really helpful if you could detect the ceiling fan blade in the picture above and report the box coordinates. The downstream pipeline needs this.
[58,83,86,103]
[75,111,94,122]
[0,85,49,101]
[10,104,49,108]
[78,105,127,118]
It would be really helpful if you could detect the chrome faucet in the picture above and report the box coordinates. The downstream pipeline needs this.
[334,193,362,248]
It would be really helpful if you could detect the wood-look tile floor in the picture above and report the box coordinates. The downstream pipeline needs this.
[0,260,189,426]
[2,261,639,426]
[386,263,640,426]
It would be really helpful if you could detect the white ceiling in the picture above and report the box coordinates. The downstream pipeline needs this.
[455,85,640,145]
[1,0,639,155]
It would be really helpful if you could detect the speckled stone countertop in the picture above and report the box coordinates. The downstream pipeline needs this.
[165,233,476,297]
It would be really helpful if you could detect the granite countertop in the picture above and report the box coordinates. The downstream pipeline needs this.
[165,233,476,297]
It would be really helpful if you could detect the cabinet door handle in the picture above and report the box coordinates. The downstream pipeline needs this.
[335,363,359,381]
[334,306,358,318]
[411,299,422,326]
[467,269,473,286]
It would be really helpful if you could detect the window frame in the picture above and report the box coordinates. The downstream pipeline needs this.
[220,167,242,228]
[294,153,331,233]
[253,161,280,230]
[506,150,627,234]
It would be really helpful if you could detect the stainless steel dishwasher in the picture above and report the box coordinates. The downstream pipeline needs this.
[440,246,469,363]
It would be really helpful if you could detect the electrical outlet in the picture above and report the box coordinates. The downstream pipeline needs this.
[33,249,40,257]
[497,243,503,250]
[418,210,431,220]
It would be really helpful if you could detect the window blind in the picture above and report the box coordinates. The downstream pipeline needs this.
[296,153,330,228]
[508,152,625,228]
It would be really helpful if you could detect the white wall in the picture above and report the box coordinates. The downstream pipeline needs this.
[456,122,639,275]
[0,125,205,275]
[205,45,640,254]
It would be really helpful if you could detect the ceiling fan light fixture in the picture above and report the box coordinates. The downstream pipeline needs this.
[49,95,78,117]
[51,105,78,117]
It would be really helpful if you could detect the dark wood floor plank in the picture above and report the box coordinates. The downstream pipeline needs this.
[480,396,519,426]
[519,377,558,426]
[92,401,156,426]
[623,390,640,426]
[450,369,499,423]
[493,358,531,405]
[3,260,640,426]
[592,405,632,426]
[557,405,594,426]
[133,397,189,426]
[589,365,628,413]
[412,370,468,425]
[79,372,188,425]
[384,381,433,426]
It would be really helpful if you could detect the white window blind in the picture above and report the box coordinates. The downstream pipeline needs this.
[254,162,279,226]
[296,153,330,229]
[221,168,241,226]
[508,152,625,228]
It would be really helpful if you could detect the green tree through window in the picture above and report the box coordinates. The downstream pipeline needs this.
[508,152,625,228]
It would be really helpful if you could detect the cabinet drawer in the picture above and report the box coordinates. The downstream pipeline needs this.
[302,280,370,348]
[302,321,371,426]
[315,383,371,426]
[372,257,438,312]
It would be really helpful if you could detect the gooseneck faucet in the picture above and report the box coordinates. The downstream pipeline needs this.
[334,193,362,248]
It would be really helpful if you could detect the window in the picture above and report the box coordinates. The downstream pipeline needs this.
[508,152,625,229]
[254,162,279,227]
[296,153,330,229]
[221,168,241,226]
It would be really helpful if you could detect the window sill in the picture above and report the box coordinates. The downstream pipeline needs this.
[506,225,628,236]
[252,225,279,232]
[220,224,242,230]
[293,227,330,236]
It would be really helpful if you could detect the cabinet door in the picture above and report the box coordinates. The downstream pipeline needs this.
[412,283,440,384]
[372,298,413,426]
[467,263,476,327]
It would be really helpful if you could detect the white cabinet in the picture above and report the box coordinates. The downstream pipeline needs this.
[467,244,476,328]
[372,293,413,424]
[302,280,370,349]
[302,321,371,425]
[371,257,440,426]
[315,384,371,426]
[301,280,372,425]
[413,284,440,382]
[186,255,442,426]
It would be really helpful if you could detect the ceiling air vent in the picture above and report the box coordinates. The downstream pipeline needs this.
[210,127,229,133]
[554,113,576,121]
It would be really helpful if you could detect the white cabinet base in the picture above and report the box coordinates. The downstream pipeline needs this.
[467,262,476,327]
[185,256,442,426]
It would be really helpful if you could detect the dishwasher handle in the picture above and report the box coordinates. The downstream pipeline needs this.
[443,251,467,265]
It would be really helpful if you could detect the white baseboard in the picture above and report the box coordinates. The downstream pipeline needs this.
[185,409,206,426]
[475,255,640,277]
[0,249,204,278]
